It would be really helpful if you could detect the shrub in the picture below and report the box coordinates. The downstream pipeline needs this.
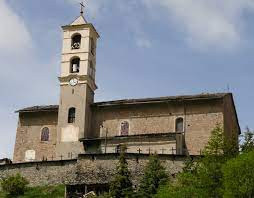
[0,173,29,197]
[23,185,65,198]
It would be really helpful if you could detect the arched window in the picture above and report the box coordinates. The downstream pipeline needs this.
[175,117,184,132]
[68,107,76,123]
[71,34,81,49]
[120,121,129,136]
[41,127,49,141]
[70,58,80,73]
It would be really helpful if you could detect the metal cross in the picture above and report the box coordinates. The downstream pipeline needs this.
[137,148,142,154]
[160,148,166,154]
[80,1,86,15]
[172,147,176,155]
[147,148,152,154]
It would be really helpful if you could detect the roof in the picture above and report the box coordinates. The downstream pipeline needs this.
[70,15,87,26]
[92,93,228,107]
[15,93,228,113]
[16,105,58,113]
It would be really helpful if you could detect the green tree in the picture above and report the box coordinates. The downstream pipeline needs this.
[138,154,168,198]
[155,125,238,198]
[109,145,133,198]
[223,150,254,198]
[240,127,254,153]
[0,173,29,197]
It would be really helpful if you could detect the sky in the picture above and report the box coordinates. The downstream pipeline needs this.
[0,0,254,159]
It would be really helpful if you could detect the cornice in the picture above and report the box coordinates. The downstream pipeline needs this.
[58,75,97,91]
[61,23,100,38]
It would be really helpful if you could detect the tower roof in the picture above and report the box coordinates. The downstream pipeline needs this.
[70,15,87,26]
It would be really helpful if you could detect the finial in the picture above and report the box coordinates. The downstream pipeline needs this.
[80,1,85,16]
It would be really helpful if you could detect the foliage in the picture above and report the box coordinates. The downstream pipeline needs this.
[202,124,238,158]
[155,125,238,198]
[0,185,65,198]
[137,154,168,198]
[240,127,254,153]
[0,173,29,197]
[97,192,111,198]
[154,181,207,198]
[222,151,254,198]
[109,145,133,198]
[21,185,65,198]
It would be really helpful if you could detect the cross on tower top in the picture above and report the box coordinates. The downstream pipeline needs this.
[80,1,86,15]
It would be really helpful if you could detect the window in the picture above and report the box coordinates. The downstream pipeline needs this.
[71,34,81,49]
[68,107,76,123]
[70,58,80,73]
[175,117,184,132]
[41,127,49,141]
[90,38,95,55]
[120,121,129,136]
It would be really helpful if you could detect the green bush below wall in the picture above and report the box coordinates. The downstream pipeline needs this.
[0,185,65,198]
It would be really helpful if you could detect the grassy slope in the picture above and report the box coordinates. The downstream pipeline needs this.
[0,185,65,198]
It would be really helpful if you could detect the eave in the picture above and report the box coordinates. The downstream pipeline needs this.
[80,132,181,143]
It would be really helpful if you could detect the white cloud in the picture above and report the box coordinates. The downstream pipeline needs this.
[0,1,52,159]
[65,0,153,48]
[0,0,32,55]
[68,0,254,49]
[113,0,153,48]
[143,0,254,49]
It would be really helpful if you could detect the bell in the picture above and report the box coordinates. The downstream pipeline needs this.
[73,64,78,72]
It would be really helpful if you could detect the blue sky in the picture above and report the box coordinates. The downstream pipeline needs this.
[0,0,254,158]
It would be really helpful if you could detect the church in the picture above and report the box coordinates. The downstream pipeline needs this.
[12,11,240,163]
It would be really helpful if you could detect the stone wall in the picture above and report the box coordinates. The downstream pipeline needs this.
[0,160,77,187]
[0,154,190,188]
[92,100,223,137]
[185,112,223,155]
[13,112,58,163]
[92,99,224,155]
[76,154,187,187]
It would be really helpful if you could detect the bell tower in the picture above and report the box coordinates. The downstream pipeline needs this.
[56,10,99,159]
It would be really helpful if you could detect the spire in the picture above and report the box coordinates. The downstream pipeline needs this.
[70,1,87,25]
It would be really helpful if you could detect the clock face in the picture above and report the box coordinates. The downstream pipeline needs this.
[69,78,78,86]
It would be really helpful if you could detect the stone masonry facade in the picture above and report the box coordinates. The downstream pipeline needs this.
[13,93,240,163]
[13,111,58,163]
